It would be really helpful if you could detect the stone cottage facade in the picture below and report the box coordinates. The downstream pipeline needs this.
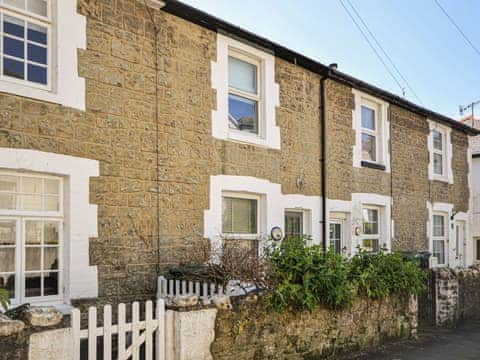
[0,0,477,310]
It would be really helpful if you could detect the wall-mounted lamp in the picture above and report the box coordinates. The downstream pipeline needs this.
[271,226,283,241]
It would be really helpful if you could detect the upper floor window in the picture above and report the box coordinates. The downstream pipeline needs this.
[0,171,63,305]
[212,34,280,149]
[1,0,50,88]
[352,90,390,171]
[428,121,453,183]
[228,54,260,135]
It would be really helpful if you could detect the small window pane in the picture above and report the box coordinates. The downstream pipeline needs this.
[433,131,443,151]
[0,274,15,298]
[0,220,16,245]
[363,209,379,235]
[3,57,25,79]
[44,221,58,244]
[228,56,257,94]
[4,0,26,10]
[434,153,443,175]
[361,106,375,130]
[222,197,257,234]
[27,63,47,84]
[26,221,42,244]
[0,175,17,192]
[43,196,59,211]
[25,247,41,271]
[433,215,445,237]
[25,272,41,297]
[27,23,47,45]
[3,15,25,38]
[363,238,379,253]
[27,43,47,64]
[22,177,42,193]
[27,0,47,17]
[43,247,58,270]
[433,239,445,264]
[228,94,258,134]
[0,193,16,210]
[361,133,376,162]
[22,194,42,210]
[43,272,58,296]
[0,248,15,272]
[44,179,59,194]
[4,37,25,59]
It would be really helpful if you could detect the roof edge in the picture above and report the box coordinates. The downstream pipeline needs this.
[161,0,480,136]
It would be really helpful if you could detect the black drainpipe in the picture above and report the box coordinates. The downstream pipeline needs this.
[320,75,328,253]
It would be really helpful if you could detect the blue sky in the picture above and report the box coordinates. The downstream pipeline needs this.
[181,0,480,120]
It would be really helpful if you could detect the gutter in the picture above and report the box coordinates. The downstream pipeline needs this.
[161,0,480,137]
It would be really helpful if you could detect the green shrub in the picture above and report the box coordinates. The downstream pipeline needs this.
[265,237,426,312]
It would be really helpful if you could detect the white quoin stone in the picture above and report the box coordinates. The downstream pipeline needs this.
[29,328,73,360]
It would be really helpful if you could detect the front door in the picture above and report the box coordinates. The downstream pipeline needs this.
[329,221,343,254]
[453,221,466,268]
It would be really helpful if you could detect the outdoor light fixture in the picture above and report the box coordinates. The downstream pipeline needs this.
[354,226,362,236]
[271,226,283,241]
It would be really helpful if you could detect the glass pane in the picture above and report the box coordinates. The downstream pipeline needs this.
[0,175,17,192]
[0,193,16,210]
[361,106,375,130]
[228,56,257,94]
[222,197,233,233]
[285,212,303,238]
[228,94,258,134]
[3,15,25,38]
[43,247,58,270]
[27,23,47,45]
[27,43,47,64]
[44,179,59,194]
[363,209,379,235]
[25,272,41,297]
[433,239,445,264]
[4,37,25,59]
[434,153,443,175]
[0,248,15,272]
[22,194,42,210]
[25,247,41,271]
[433,131,443,151]
[433,215,445,237]
[44,221,58,244]
[222,197,257,234]
[44,196,59,211]
[27,63,47,84]
[26,221,42,244]
[22,177,42,193]
[0,274,15,298]
[0,220,16,245]
[4,0,26,10]
[3,57,25,80]
[363,238,379,253]
[43,272,58,296]
[361,133,376,162]
[27,0,47,17]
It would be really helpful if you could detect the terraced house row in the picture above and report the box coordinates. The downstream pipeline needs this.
[0,0,478,309]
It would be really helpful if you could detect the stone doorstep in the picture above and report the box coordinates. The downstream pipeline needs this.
[0,314,24,337]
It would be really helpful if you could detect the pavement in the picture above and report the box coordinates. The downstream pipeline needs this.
[340,321,480,360]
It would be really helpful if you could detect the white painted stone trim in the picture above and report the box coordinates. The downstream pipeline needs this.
[352,89,390,172]
[427,120,454,184]
[204,175,322,251]
[0,0,86,110]
[0,148,99,301]
[326,193,392,256]
[211,34,281,149]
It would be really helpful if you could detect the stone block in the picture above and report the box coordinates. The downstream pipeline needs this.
[0,314,24,337]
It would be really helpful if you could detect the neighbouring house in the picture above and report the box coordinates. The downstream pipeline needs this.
[0,0,478,312]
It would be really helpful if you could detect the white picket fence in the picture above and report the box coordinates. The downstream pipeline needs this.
[71,300,166,360]
[157,276,225,299]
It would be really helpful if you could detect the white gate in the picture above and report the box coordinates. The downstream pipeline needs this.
[72,300,166,360]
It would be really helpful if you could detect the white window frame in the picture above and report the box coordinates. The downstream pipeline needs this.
[329,219,343,254]
[228,50,262,137]
[361,205,381,253]
[352,89,390,172]
[284,208,312,238]
[212,34,280,149]
[221,191,261,240]
[0,170,64,305]
[432,212,447,266]
[428,120,453,184]
[0,1,52,90]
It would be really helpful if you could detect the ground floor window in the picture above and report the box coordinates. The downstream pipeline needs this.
[362,207,380,253]
[329,221,342,254]
[222,193,258,237]
[0,172,63,303]
[432,213,447,265]
[285,211,303,238]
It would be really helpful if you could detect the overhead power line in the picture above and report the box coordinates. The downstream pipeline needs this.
[434,0,480,58]
[338,0,405,96]
[344,0,423,105]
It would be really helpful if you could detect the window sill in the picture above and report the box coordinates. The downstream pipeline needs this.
[361,161,386,171]
[222,234,260,241]
[431,176,450,184]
